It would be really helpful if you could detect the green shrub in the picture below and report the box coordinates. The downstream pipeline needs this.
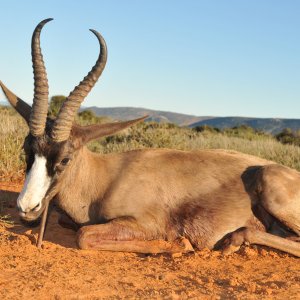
[193,125,220,133]
[275,128,300,146]
[49,95,66,118]
[77,109,111,125]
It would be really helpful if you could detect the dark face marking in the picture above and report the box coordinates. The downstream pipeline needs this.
[23,132,76,177]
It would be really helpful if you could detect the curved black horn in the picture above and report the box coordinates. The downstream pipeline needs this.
[29,18,53,136]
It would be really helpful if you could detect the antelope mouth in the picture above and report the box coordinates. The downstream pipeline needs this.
[20,214,42,228]
[18,182,58,226]
[19,199,46,224]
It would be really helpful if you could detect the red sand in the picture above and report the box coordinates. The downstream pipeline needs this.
[0,183,299,299]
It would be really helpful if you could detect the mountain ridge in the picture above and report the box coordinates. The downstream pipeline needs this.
[86,106,213,126]
[85,106,300,134]
[2,100,300,134]
[189,116,300,134]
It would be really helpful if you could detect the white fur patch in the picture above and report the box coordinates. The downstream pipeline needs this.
[18,155,51,213]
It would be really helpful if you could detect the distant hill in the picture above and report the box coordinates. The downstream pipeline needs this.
[85,106,212,126]
[189,117,300,134]
[85,107,300,134]
[2,100,300,134]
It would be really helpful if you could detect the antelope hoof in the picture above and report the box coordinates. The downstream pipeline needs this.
[222,244,242,256]
[176,237,194,253]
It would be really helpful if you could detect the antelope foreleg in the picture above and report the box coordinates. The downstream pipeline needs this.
[77,220,194,254]
[223,228,300,257]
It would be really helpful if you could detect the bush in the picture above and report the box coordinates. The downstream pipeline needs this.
[49,95,66,118]
[77,110,111,125]
[223,125,270,141]
[276,128,300,146]
[193,125,220,133]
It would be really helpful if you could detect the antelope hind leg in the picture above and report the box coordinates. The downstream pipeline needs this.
[77,219,194,254]
[258,165,300,236]
[222,227,300,257]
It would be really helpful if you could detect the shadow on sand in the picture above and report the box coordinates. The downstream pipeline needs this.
[0,188,78,249]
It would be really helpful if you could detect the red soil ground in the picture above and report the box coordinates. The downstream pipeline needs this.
[0,182,299,299]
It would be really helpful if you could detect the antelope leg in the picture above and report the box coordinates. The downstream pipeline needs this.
[37,200,50,248]
[222,227,300,257]
[77,220,194,254]
[286,236,300,242]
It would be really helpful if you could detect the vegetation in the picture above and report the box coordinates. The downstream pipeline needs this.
[49,95,111,124]
[2,98,300,216]
[77,109,111,126]
[49,95,66,117]
[275,128,300,146]
[0,106,28,182]
[193,124,271,140]
[1,102,300,183]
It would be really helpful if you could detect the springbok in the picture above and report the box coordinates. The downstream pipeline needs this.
[1,19,300,256]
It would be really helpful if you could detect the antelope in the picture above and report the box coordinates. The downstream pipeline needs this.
[1,19,300,256]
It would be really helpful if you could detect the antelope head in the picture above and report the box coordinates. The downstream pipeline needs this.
[1,19,145,223]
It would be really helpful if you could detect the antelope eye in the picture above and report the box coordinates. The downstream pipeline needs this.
[60,158,70,166]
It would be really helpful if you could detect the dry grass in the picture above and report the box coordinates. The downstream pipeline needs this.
[1,107,300,183]
[93,123,300,171]
[1,105,300,216]
[0,107,28,182]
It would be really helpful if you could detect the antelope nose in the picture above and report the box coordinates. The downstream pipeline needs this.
[18,202,41,216]
[18,207,29,218]
[18,209,27,218]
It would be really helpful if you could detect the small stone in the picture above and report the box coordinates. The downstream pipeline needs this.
[265,288,273,295]
[229,278,239,287]
[171,252,182,259]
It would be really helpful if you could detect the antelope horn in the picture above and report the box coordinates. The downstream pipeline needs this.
[0,81,31,123]
[29,18,53,137]
[51,29,107,142]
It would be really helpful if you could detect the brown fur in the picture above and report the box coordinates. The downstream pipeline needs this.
[6,93,300,256]
[47,145,300,255]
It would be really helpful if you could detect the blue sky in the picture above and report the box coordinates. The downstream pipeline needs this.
[1,0,300,118]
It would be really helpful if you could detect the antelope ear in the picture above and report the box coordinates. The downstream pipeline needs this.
[72,115,148,145]
[0,81,31,124]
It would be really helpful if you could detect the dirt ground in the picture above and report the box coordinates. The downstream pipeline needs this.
[0,183,299,300]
